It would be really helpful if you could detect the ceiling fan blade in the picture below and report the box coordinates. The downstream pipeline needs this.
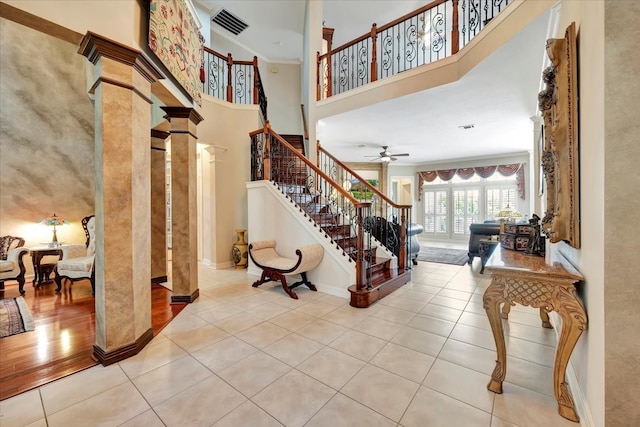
[388,153,410,157]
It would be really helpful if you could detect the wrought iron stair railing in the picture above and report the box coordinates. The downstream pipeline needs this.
[317,143,413,270]
[250,123,411,305]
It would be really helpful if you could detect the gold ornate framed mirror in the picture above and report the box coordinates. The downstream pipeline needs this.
[538,22,580,248]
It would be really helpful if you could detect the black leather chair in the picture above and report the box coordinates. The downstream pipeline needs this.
[468,221,500,264]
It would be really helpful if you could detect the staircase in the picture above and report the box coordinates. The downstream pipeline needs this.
[250,123,411,307]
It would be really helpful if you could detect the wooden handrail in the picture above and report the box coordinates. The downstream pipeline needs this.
[203,45,226,60]
[318,143,411,211]
[256,124,368,208]
[376,0,448,33]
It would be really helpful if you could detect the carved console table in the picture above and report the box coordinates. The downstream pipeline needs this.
[483,246,586,422]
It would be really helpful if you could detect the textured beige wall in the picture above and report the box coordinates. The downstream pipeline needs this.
[603,1,640,425]
[552,2,607,426]
[0,18,94,278]
[198,97,261,267]
[4,0,139,48]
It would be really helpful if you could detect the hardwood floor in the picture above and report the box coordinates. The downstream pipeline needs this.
[0,279,185,401]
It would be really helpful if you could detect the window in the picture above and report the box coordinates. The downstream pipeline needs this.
[422,174,518,239]
[453,189,479,235]
[423,190,447,235]
[486,187,516,220]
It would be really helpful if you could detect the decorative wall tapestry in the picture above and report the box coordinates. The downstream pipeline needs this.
[149,0,204,106]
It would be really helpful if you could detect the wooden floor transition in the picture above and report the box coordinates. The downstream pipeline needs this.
[0,279,185,401]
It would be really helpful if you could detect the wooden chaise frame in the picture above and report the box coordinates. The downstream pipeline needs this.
[248,240,324,299]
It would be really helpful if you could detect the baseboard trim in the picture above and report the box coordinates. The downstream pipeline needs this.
[93,327,153,366]
[213,261,234,269]
[171,288,200,303]
[151,275,168,284]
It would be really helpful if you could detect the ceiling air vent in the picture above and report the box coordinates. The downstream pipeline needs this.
[211,9,248,36]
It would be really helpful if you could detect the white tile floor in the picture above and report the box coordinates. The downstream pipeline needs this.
[0,261,580,427]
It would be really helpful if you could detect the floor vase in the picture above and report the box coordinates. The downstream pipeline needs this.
[232,229,248,269]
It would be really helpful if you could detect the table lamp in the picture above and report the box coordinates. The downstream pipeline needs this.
[496,205,522,223]
[41,213,68,246]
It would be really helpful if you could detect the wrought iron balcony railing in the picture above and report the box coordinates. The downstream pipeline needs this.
[202,47,267,120]
[317,0,511,100]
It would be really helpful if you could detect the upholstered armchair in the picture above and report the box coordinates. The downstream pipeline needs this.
[55,215,95,295]
[468,221,500,264]
[0,236,28,294]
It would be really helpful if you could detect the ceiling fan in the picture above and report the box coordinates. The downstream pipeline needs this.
[366,146,410,162]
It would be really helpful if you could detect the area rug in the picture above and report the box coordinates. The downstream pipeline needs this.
[0,296,35,338]
[416,246,469,266]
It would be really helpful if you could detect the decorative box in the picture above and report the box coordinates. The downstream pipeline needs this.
[500,223,532,251]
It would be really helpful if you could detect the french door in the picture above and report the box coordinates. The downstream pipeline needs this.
[423,188,480,239]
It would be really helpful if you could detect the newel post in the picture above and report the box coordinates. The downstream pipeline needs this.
[355,206,367,291]
[252,56,258,105]
[451,0,460,55]
[226,53,233,102]
[316,51,321,101]
[397,208,408,271]
[370,23,378,83]
[263,122,271,181]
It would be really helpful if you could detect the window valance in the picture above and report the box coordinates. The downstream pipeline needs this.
[418,163,525,201]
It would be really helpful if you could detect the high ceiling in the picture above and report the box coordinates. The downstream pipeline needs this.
[193,0,551,165]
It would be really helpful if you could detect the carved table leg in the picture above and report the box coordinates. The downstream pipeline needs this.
[32,252,41,287]
[539,307,553,329]
[483,277,507,394]
[553,285,587,422]
[501,302,511,319]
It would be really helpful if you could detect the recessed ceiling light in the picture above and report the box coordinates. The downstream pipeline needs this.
[458,124,475,130]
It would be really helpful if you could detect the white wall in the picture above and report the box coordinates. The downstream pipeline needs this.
[247,181,355,297]
[265,63,303,134]
[208,32,303,135]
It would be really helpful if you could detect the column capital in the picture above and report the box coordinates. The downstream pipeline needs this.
[161,106,204,125]
[79,31,164,83]
[151,129,171,140]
